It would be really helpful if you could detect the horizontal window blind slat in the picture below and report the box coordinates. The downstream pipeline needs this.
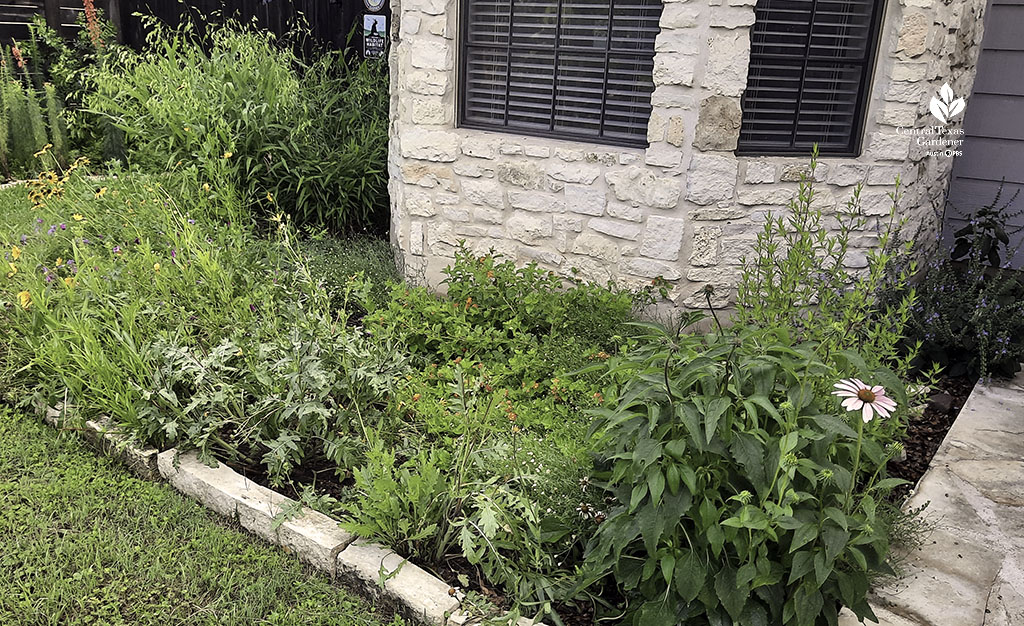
[460,0,661,147]
[739,0,883,154]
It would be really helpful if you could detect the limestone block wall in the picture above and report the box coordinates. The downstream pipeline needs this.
[387,0,988,307]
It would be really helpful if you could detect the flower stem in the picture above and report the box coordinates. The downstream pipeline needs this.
[846,418,865,511]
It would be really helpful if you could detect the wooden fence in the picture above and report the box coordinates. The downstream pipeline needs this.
[1,0,373,54]
[0,0,118,43]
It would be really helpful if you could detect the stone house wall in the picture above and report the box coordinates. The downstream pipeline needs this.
[387,0,988,307]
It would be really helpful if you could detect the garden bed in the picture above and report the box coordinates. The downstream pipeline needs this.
[888,374,977,500]
[0,164,988,626]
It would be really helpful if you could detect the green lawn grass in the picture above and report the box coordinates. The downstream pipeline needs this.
[0,409,404,626]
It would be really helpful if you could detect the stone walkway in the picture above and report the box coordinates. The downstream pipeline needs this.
[842,371,1024,626]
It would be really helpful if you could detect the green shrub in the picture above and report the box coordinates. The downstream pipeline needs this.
[17,15,123,164]
[1,43,67,177]
[905,255,1024,378]
[895,186,1024,379]
[580,321,908,626]
[735,153,920,381]
[369,247,656,366]
[343,365,597,620]
[90,22,389,234]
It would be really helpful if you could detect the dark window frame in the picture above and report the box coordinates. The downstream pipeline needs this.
[736,0,888,157]
[457,0,663,149]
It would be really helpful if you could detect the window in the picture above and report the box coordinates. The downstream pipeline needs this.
[459,0,663,147]
[737,0,886,155]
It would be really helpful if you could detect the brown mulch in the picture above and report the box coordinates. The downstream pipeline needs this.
[887,374,977,500]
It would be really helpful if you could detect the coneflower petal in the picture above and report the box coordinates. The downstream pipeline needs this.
[842,397,864,411]
[834,380,863,394]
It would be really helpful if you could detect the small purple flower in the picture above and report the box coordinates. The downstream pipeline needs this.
[47,225,57,236]
[60,223,66,230]
[82,239,91,245]
[20,234,27,244]
[113,246,122,254]
[188,219,195,225]
[170,249,177,259]
[36,218,43,224]
[249,303,257,312]
[45,273,53,283]
[134,238,140,245]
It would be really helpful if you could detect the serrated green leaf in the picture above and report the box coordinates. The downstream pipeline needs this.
[822,525,850,563]
[674,550,706,603]
[788,551,815,585]
[715,566,748,621]
[795,582,824,626]
[705,397,730,443]
[648,469,666,507]
[789,523,818,553]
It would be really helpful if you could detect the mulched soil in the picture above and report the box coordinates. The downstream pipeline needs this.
[887,374,977,500]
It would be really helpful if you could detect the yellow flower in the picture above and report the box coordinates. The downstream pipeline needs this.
[6,262,17,278]
[94,187,107,198]
[63,277,75,287]
[266,192,274,203]
[202,183,211,192]
[184,126,190,132]
[32,144,53,158]
[72,213,85,221]
[153,263,161,273]
[17,291,31,309]
[56,257,63,267]
[11,245,21,260]
[222,151,233,159]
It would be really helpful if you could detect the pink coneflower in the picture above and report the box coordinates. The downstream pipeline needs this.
[832,379,897,422]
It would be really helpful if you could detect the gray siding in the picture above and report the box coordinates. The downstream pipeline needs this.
[946,0,1024,268]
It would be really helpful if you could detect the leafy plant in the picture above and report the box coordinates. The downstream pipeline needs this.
[735,151,920,382]
[90,21,390,234]
[948,183,1023,268]
[580,320,909,626]
[19,13,125,164]
[1,43,67,177]
[905,254,1024,378]
[890,185,1024,379]
[299,233,399,313]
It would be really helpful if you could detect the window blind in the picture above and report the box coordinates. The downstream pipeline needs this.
[737,0,885,155]
[460,0,663,147]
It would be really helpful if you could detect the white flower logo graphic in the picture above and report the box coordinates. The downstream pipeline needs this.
[929,83,965,124]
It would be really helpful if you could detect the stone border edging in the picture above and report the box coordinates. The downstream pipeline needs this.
[840,371,1024,626]
[36,404,543,626]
